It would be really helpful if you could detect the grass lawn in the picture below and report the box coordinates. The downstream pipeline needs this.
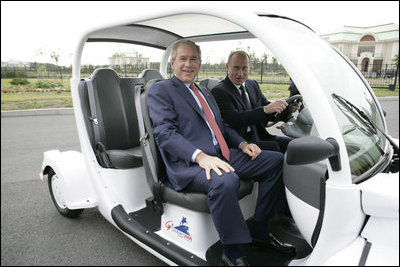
[1,93,72,110]
[1,78,398,111]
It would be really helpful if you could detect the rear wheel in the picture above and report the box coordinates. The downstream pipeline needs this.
[48,169,84,218]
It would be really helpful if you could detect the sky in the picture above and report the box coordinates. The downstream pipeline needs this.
[1,1,399,66]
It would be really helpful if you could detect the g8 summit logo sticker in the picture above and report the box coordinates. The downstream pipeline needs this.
[165,217,192,242]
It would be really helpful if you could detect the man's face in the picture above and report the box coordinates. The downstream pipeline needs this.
[170,45,201,83]
[226,54,250,85]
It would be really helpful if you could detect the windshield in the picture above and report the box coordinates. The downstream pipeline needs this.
[331,93,385,177]
[322,54,387,178]
[261,16,388,179]
[308,52,387,178]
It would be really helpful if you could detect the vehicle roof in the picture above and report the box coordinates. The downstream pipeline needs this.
[85,13,311,50]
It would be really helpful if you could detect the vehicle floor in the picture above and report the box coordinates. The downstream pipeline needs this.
[130,207,311,266]
[205,241,295,266]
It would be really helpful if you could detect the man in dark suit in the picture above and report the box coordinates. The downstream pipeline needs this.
[211,51,298,153]
[148,40,293,266]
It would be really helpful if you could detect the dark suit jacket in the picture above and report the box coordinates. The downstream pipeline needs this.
[211,76,275,140]
[147,75,244,191]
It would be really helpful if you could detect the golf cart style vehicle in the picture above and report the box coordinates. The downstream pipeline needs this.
[39,6,399,266]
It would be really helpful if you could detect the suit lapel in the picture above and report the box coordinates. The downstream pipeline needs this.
[171,76,208,119]
[197,85,214,111]
[224,76,246,110]
[244,80,256,108]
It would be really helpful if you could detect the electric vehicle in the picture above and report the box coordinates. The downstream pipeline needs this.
[40,6,399,266]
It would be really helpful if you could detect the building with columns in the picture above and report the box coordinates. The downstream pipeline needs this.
[320,23,399,77]
[108,51,150,70]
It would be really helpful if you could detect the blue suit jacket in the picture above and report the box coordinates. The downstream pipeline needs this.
[147,75,245,191]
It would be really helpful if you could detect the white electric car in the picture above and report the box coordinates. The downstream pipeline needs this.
[39,6,399,266]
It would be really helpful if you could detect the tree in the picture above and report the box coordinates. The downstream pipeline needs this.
[248,51,260,66]
[261,53,269,63]
[51,51,62,79]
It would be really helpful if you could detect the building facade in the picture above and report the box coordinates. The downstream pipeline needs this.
[321,23,399,77]
[108,52,150,70]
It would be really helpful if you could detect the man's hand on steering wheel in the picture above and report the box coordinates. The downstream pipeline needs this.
[263,99,288,114]
[265,94,303,127]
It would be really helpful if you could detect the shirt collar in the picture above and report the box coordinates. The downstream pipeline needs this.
[174,74,195,89]
[228,77,245,90]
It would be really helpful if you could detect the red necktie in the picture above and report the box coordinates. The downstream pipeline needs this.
[190,83,230,161]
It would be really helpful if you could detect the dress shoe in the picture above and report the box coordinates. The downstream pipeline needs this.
[252,235,296,255]
[220,253,249,266]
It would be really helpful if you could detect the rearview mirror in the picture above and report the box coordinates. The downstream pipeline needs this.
[286,136,341,171]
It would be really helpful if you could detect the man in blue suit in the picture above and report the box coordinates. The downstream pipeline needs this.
[148,40,293,266]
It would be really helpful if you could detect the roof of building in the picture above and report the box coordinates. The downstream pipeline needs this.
[320,23,399,43]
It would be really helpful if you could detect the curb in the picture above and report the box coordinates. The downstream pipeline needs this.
[377,96,399,102]
[1,108,74,117]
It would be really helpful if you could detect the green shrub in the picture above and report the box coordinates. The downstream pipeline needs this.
[1,71,16,78]
[1,71,27,78]
[35,80,63,88]
[10,78,30,85]
[15,71,27,78]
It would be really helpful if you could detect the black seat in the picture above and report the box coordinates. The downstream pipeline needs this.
[139,68,165,85]
[199,78,220,91]
[79,68,144,169]
[138,78,253,214]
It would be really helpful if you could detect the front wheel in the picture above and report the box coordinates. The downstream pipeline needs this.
[48,169,84,218]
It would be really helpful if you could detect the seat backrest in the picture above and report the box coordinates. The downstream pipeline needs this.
[199,78,220,91]
[79,68,144,152]
[139,69,164,86]
[140,78,168,185]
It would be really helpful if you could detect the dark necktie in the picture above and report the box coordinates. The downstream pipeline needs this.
[190,83,230,161]
[239,85,260,141]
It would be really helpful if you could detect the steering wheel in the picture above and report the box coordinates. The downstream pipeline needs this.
[266,94,303,127]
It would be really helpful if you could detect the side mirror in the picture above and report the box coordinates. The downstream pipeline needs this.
[286,136,341,171]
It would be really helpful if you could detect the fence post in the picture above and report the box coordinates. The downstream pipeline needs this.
[260,59,265,84]
[389,64,399,91]
[385,64,388,78]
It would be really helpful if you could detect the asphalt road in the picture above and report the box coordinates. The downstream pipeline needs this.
[1,111,166,266]
[1,98,398,266]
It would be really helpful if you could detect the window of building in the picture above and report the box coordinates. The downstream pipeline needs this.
[358,35,376,56]
[360,35,375,42]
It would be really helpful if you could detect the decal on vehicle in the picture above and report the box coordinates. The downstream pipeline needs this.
[165,217,192,242]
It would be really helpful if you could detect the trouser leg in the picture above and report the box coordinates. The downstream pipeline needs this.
[230,149,285,238]
[186,169,252,245]
[264,135,293,153]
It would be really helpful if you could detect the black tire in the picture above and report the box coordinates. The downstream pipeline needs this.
[48,169,84,218]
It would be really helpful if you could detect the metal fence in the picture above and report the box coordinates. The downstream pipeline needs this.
[1,62,398,90]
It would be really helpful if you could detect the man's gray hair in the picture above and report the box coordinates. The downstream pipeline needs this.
[170,39,202,60]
